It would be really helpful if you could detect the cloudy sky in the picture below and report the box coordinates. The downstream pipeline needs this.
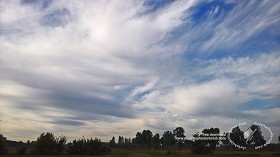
[0,0,280,142]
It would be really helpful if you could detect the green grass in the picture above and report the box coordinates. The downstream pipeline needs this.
[4,149,280,157]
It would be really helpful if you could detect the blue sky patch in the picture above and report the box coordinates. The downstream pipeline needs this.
[191,0,235,24]
[240,98,280,111]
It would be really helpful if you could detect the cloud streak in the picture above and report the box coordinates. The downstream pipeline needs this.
[0,0,279,142]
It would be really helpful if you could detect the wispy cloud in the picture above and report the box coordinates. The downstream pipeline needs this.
[0,0,279,142]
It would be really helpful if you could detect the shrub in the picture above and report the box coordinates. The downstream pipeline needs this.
[0,134,8,155]
[191,140,212,154]
[67,137,111,155]
[32,132,67,155]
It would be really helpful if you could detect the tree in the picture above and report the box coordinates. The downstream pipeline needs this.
[278,135,280,143]
[173,127,186,148]
[202,128,220,150]
[109,136,116,147]
[0,134,8,155]
[32,132,57,154]
[135,132,142,146]
[55,135,67,154]
[161,131,175,148]
[124,138,131,145]
[118,136,124,145]
[67,137,110,155]
[153,133,161,148]
[191,128,220,154]
[141,130,153,148]
[191,132,212,154]
[133,132,142,148]
[173,127,186,140]
[247,125,266,148]
[133,130,153,148]
[85,138,110,155]
[229,126,246,148]
[32,132,67,155]
[221,132,231,149]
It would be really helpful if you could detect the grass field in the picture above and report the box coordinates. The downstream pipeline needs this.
[4,149,280,157]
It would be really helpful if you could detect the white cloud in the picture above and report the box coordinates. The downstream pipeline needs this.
[0,0,279,142]
[131,52,280,142]
[200,53,280,99]
[200,0,280,51]
[0,0,200,141]
[133,79,243,114]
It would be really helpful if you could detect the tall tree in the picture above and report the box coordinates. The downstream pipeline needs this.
[202,127,220,150]
[161,131,175,148]
[247,125,266,147]
[191,132,211,154]
[134,132,143,147]
[173,127,186,140]
[32,132,57,155]
[191,128,220,154]
[230,126,246,148]
[55,135,67,154]
[142,130,153,148]
[173,127,186,148]
[118,136,124,145]
[109,136,115,147]
[221,132,231,149]
[153,133,161,148]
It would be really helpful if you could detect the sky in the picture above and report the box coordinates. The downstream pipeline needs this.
[0,0,280,143]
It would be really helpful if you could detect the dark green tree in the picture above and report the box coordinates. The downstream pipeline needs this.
[0,134,8,155]
[109,136,116,147]
[202,127,220,150]
[173,127,186,148]
[67,138,86,154]
[124,137,131,145]
[221,132,232,149]
[55,135,67,154]
[118,136,124,145]
[161,131,175,148]
[173,127,186,140]
[191,128,220,154]
[32,132,57,155]
[142,130,153,148]
[152,133,161,148]
[134,132,143,147]
[191,132,212,154]
[67,137,110,155]
[229,126,246,148]
[248,125,266,148]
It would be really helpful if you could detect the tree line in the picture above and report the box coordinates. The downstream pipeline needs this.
[1,125,280,155]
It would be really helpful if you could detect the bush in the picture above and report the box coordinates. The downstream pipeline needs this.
[32,132,67,155]
[55,135,67,154]
[0,134,8,155]
[67,137,111,155]
[191,140,212,154]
